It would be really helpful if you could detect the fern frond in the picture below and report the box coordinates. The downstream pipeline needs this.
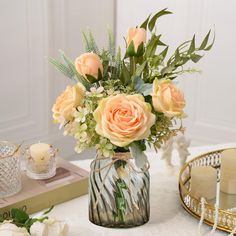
[48,57,74,79]
[49,50,91,89]
[88,30,100,54]
[82,29,100,54]
[115,47,122,79]
[82,31,92,52]
[107,28,115,58]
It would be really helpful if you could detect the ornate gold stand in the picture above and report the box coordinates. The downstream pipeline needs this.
[179,148,236,233]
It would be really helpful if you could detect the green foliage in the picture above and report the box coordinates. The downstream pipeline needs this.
[50,9,214,164]
[140,14,151,30]
[49,50,90,89]
[113,178,128,223]
[133,76,152,96]
[1,207,54,232]
[130,141,148,168]
[48,57,74,79]
[148,8,173,31]
[159,30,215,79]
[120,62,131,85]
[107,28,116,58]
[147,113,182,151]
[82,29,100,54]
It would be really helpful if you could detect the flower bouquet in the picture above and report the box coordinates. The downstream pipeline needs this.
[51,9,213,228]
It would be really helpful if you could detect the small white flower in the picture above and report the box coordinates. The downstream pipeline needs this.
[96,138,114,158]
[73,107,89,123]
[75,143,86,153]
[86,86,104,98]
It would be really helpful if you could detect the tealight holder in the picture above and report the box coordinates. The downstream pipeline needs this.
[25,145,58,180]
[0,141,22,197]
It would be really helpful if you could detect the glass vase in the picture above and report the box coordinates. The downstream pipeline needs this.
[0,141,22,198]
[89,152,150,228]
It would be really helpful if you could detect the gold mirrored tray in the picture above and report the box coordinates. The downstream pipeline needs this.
[179,148,236,233]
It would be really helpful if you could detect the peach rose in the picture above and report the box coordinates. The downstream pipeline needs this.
[152,79,186,117]
[52,82,85,124]
[75,52,103,80]
[94,94,156,147]
[126,27,147,51]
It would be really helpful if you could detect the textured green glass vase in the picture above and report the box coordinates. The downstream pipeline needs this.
[89,152,150,228]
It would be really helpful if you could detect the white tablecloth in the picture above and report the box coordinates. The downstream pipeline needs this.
[43,143,236,236]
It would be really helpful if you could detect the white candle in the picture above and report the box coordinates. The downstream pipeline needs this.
[190,166,217,200]
[220,149,236,194]
[30,143,51,172]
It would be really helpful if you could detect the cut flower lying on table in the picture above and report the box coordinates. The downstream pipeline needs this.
[50,8,214,166]
[0,208,68,236]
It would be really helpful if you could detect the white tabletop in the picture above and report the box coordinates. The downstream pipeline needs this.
[44,143,236,236]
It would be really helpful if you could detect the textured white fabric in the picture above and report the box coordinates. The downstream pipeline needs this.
[42,143,236,236]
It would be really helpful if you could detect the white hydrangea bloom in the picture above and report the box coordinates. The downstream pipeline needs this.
[86,86,104,98]
[96,138,114,157]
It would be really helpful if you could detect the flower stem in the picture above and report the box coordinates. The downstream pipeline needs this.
[130,57,136,76]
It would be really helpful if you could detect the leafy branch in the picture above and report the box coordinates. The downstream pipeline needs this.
[160,30,215,79]
[0,207,54,233]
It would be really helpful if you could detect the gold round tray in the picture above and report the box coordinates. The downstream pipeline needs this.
[179,148,236,233]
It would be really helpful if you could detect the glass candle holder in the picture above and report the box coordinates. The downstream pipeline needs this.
[25,144,58,180]
[0,141,22,198]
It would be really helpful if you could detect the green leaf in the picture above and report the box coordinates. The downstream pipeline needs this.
[161,65,175,75]
[58,50,91,89]
[48,58,74,79]
[157,36,166,46]
[135,61,147,77]
[85,74,97,83]
[11,208,29,224]
[129,142,148,168]
[145,35,159,58]
[190,53,203,63]
[174,48,181,61]
[148,8,173,31]
[126,41,136,57]
[82,29,99,54]
[159,46,169,61]
[133,76,152,96]
[140,14,151,30]
[107,28,116,57]
[136,42,145,57]
[204,31,215,51]
[199,30,211,50]
[187,35,195,54]
[120,62,131,85]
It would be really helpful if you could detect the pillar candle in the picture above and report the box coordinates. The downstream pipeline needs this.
[220,149,236,194]
[29,143,51,172]
[190,166,217,200]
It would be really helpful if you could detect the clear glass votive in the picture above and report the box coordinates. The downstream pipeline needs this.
[25,144,58,180]
[0,141,22,198]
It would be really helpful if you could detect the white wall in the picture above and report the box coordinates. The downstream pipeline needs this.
[116,0,236,145]
[1,0,236,157]
[0,0,115,159]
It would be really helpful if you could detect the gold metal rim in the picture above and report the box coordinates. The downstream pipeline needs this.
[179,147,236,233]
[0,141,20,159]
